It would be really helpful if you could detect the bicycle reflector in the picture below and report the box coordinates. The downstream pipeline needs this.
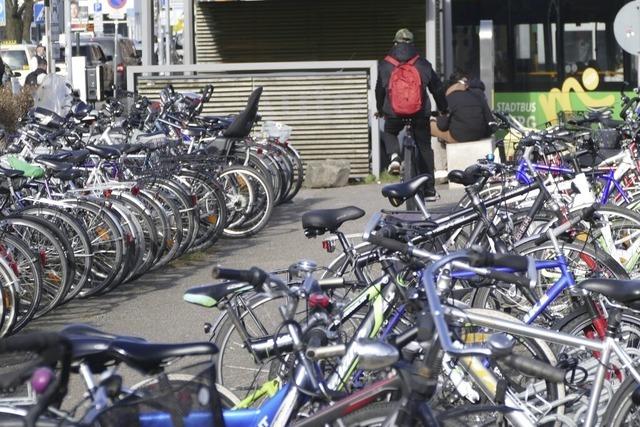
[103,189,112,198]
[131,186,141,196]
[308,293,331,309]
[322,239,335,253]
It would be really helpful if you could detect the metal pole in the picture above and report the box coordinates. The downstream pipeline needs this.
[64,0,72,83]
[113,21,118,90]
[141,0,153,67]
[44,0,53,73]
[157,0,165,65]
[165,0,171,65]
[425,0,437,64]
[183,0,194,65]
[479,20,495,107]
[442,0,453,77]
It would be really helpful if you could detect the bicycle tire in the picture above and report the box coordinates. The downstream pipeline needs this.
[12,206,92,303]
[601,375,640,425]
[220,165,274,238]
[2,218,70,317]
[0,234,42,334]
[471,241,629,323]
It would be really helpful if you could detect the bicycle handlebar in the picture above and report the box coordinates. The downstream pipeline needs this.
[366,233,531,289]
[211,266,269,290]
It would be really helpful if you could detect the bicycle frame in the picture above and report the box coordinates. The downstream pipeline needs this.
[424,252,640,427]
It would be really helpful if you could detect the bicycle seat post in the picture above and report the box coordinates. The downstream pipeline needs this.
[412,194,431,219]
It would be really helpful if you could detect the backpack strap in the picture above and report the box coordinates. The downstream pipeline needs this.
[384,55,400,67]
[407,55,420,65]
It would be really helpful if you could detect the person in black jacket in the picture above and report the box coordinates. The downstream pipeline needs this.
[25,57,48,88]
[376,28,448,201]
[431,72,494,143]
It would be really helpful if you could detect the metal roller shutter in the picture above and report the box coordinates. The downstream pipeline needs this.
[136,72,371,177]
[195,0,427,63]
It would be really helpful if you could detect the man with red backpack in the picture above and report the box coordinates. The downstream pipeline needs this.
[376,28,448,201]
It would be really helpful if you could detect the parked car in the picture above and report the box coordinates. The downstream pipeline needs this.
[61,42,114,95]
[0,43,36,86]
[81,35,140,90]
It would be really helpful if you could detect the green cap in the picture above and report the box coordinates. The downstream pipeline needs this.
[394,28,414,43]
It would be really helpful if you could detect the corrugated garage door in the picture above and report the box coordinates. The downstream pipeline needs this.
[136,72,371,177]
[194,0,427,63]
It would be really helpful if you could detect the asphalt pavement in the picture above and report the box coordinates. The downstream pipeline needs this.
[22,181,462,404]
[27,182,463,341]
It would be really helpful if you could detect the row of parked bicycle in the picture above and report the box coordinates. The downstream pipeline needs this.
[0,83,302,336]
[1,84,640,426]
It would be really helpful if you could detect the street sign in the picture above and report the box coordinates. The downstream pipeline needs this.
[0,0,6,27]
[34,2,45,23]
[614,0,640,55]
[104,0,127,19]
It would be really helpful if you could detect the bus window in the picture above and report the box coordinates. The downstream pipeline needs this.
[513,23,557,89]
[563,22,624,83]
[452,0,637,92]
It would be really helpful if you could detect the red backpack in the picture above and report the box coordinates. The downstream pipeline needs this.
[385,55,423,116]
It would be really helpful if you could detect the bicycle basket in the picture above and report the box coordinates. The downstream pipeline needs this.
[96,361,224,427]
[262,121,292,142]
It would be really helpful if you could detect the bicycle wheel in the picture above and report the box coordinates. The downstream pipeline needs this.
[110,194,158,280]
[100,197,145,288]
[143,188,184,269]
[13,206,92,303]
[556,308,640,411]
[220,165,274,238]
[281,143,304,203]
[471,241,628,324]
[111,191,161,278]
[1,218,71,317]
[0,257,18,337]
[212,292,295,400]
[602,376,640,425]
[586,205,640,277]
[134,189,171,265]
[67,199,125,297]
[175,170,228,252]
[0,233,42,334]
[146,179,198,257]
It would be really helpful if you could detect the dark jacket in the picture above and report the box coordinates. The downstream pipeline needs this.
[436,83,494,142]
[0,56,4,85]
[375,43,447,118]
[25,68,46,87]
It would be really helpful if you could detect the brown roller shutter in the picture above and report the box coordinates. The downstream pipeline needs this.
[195,0,427,63]
[136,71,371,177]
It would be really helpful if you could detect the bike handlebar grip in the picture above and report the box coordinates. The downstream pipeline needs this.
[318,277,347,289]
[0,332,67,355]
[469,251,529,272]
[486,270,530,289]
[502,354,566,384]
[366,233,410,254]
[306,344,346,360]
[212,266,269,290]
